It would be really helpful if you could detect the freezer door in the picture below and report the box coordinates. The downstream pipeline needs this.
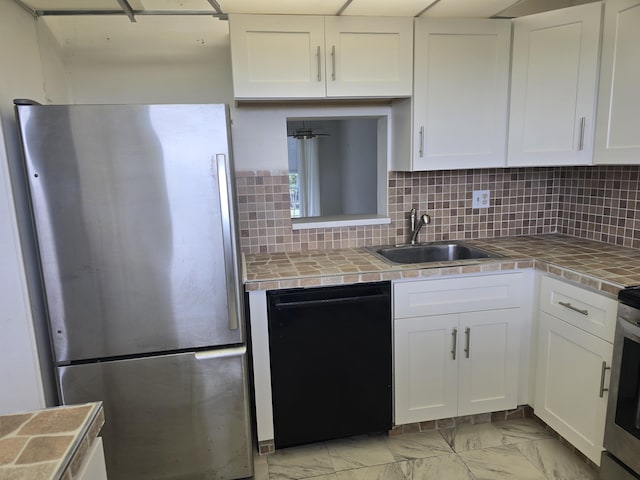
[58,348,253,480]
[15,104,244,361]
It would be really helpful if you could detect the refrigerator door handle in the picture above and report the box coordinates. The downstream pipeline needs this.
[195,345,247,360]
[216,154,241,331]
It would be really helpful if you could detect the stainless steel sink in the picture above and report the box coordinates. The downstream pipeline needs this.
[366,242,502,265]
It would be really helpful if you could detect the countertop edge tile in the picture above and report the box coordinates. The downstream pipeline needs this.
[0,402,104,480]
[243,234,630,296]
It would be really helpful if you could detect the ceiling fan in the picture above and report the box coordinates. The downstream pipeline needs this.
[287,122,330,140]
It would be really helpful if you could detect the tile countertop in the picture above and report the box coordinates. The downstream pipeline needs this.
[0,402,104,480]
[243,234,640,297]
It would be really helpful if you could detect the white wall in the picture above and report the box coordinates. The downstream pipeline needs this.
[36,19,71,103]
[233,104,392,171]
[44,16,234,105]
[341,118,378,214]
[316,120,343,215]
[0,1,68,414]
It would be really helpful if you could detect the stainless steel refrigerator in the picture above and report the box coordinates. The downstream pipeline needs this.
[14,102,253,480]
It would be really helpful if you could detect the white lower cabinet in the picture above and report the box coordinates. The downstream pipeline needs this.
[76,437,108,480]
[534,275,617,465]
[394,273,525,425]
[395,314,458,423]
[457,309,520,416]
[395,308,520,424]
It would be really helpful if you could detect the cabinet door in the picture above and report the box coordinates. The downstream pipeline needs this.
[508,3,602,166]
[229,14,326,99]
[535,312,612,465]
[412,19,511,170]
[457,309,520,416]
[394,314,458,424]
[324,16,413,98]
[594,0,640,164]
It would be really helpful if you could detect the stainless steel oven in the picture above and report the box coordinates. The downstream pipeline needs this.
[601,287,640,479]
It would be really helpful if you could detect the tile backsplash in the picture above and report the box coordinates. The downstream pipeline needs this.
[236,166,640,254]
[559,166,640,248]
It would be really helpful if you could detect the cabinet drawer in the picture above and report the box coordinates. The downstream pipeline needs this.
[394,273,524,318]
[539,275,617,342]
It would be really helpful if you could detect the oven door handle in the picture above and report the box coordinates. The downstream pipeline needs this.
[600,361,611,398]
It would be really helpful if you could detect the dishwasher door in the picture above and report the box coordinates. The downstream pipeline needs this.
[267,282,392,449]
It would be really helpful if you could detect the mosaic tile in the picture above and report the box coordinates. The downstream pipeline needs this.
[237,167,640,264]
[244,233,640,293]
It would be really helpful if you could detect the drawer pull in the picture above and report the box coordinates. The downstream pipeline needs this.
[451,328,458,360]
[558,301,589,316]
[464,327,471,359]
[599,361,610,398]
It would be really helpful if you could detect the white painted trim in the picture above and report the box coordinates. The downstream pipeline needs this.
[248,290,274,442]
[291,214,391,230]
[0,113,45,412]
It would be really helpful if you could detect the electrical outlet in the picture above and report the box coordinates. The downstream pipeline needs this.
[472,190,490,209]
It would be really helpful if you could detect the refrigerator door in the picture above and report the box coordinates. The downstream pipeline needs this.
[15,104,244,362]
[58,347,253,480]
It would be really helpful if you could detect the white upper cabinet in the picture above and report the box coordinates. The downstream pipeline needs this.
[229,14,413,100]
[324,16,413,97]
[229,15,326,99]
[507,3,603,167]
[594,0,640,165]
[392,19,511,171]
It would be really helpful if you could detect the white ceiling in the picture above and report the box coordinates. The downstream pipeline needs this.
[14,0,601,19]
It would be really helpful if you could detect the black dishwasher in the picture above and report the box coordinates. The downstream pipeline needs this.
[267,281,392,449]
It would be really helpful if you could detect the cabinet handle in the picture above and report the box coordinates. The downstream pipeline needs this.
[331,45,336,81]
[451,328,458,360]
[558,301,589,316]
[599,361,611,398]
[578,117,586,151]
[419,126,425,158]
[464,327,471,359]
[316,46,322,82]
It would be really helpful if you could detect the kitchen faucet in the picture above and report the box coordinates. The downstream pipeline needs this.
[409,208,431,245]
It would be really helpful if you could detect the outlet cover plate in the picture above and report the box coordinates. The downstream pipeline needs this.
[472,190,490,209]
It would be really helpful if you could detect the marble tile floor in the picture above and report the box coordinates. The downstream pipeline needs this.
[252,418,598,480]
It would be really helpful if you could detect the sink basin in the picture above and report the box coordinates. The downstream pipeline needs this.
[366,243,502,265]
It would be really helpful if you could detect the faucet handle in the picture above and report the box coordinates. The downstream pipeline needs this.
[409,208,417,231]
